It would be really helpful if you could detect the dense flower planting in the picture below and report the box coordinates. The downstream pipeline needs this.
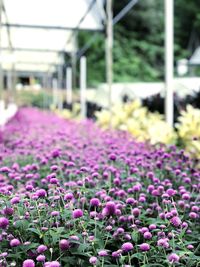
[0,108,199,267]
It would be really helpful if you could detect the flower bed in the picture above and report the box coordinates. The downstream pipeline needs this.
[0,108,199,267]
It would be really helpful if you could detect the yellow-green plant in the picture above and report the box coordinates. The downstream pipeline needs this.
[53,103,81,120]
[96,100,177,145]
[176,105,200,158]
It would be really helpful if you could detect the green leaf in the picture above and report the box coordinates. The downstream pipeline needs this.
[27,228,41,236]
[131,252,143,260]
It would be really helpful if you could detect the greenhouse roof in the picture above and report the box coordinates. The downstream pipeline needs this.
[1,0,104,73]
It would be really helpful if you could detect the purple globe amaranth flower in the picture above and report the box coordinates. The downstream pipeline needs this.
[182,193,190,200]
[23,259,35,267]
[121,242,134,252]
[133,184,141,192]
[191,205,199,212]
[26,184,34,191]
[73,209,83,219]
[64,193,74,201]
[139,227,149,234]
[140,243,150,251]
[168,253,180,263]
[90,198,100,207]
[36,189,47,198]
[166,188,176,196]
[149,224,157,230]
[126,197,135,205]
[116,227,124,234]
[89,256,98,265]
[189,212,198,219]
[10,238,21,247]
[0,217,9,229]
[112,250,122,258]
[143,231,152,239]
[45,261,60,267]
[187,244,194,250]
[181,222,188,228]
[51,211,60,217]
[3,207,14,216]
[124,233,132,240]
[50,178,59,185]
[37,244,48,253]
[132,208,140,217]
[0,166,10,173]
[98,250,108,257]
[51,150,60,158]
[102,201,116,216]
[105,225,112,231]
[157,238,169,248]
[170,216,182,227]
[70,235,79,241]
[36,255,46,262]
[109,154,116,161]
[10,196,20,204]
[59,239,70,250]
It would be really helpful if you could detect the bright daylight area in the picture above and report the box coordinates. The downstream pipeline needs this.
[0,0,200,267]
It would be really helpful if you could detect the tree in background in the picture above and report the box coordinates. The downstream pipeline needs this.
[78,0,200,87]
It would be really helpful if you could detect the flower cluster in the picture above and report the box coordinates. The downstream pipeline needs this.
[0,108,199,266]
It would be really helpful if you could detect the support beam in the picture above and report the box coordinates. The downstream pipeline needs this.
[71,33,77,90]
[106,0,113,127]
[113,0,138,25]
[57,66,63,110]
[66,67,72,105]
[165,0,174,127]
[2,23,103,32]
[1,47,65,53]
[80,56,87,119]
[52,78,58,108]
[0,0,3,102]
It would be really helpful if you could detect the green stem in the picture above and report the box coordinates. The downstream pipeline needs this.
[101,257,104,267]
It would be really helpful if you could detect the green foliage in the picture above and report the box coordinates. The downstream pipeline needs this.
[16,90,52,108]
[78,0,200,86]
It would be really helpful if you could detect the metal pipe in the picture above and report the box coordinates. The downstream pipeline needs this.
[165,0,174,126]
[80,56,87,119]
[66,67,72,105]
[106,0,113,127]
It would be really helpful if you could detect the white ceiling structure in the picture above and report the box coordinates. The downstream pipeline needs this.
[1,0,104,73]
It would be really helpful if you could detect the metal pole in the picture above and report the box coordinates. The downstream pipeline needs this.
[46,72,52,109]
[52,78,58,109]
[11,62,16,103]
[6,69,12,104]
[42,73,47,109]
[66,67,72,105]
[0,0,3,103]
[106,0,113,127]
[165,0,174,127]
[71,33,77,90]
[80,56,87,119]
[58,65,63,110]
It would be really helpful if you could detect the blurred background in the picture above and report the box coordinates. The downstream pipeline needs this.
[0,0,200,157]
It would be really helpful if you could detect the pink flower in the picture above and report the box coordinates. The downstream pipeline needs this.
[121,242,134,252]
[10,238,21,247]
[139,243,150,251]
[170,216,181,227]
[23,259,35,267]
[89,256,98,265]
[168,253,180,263]
[72,209,83,219]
